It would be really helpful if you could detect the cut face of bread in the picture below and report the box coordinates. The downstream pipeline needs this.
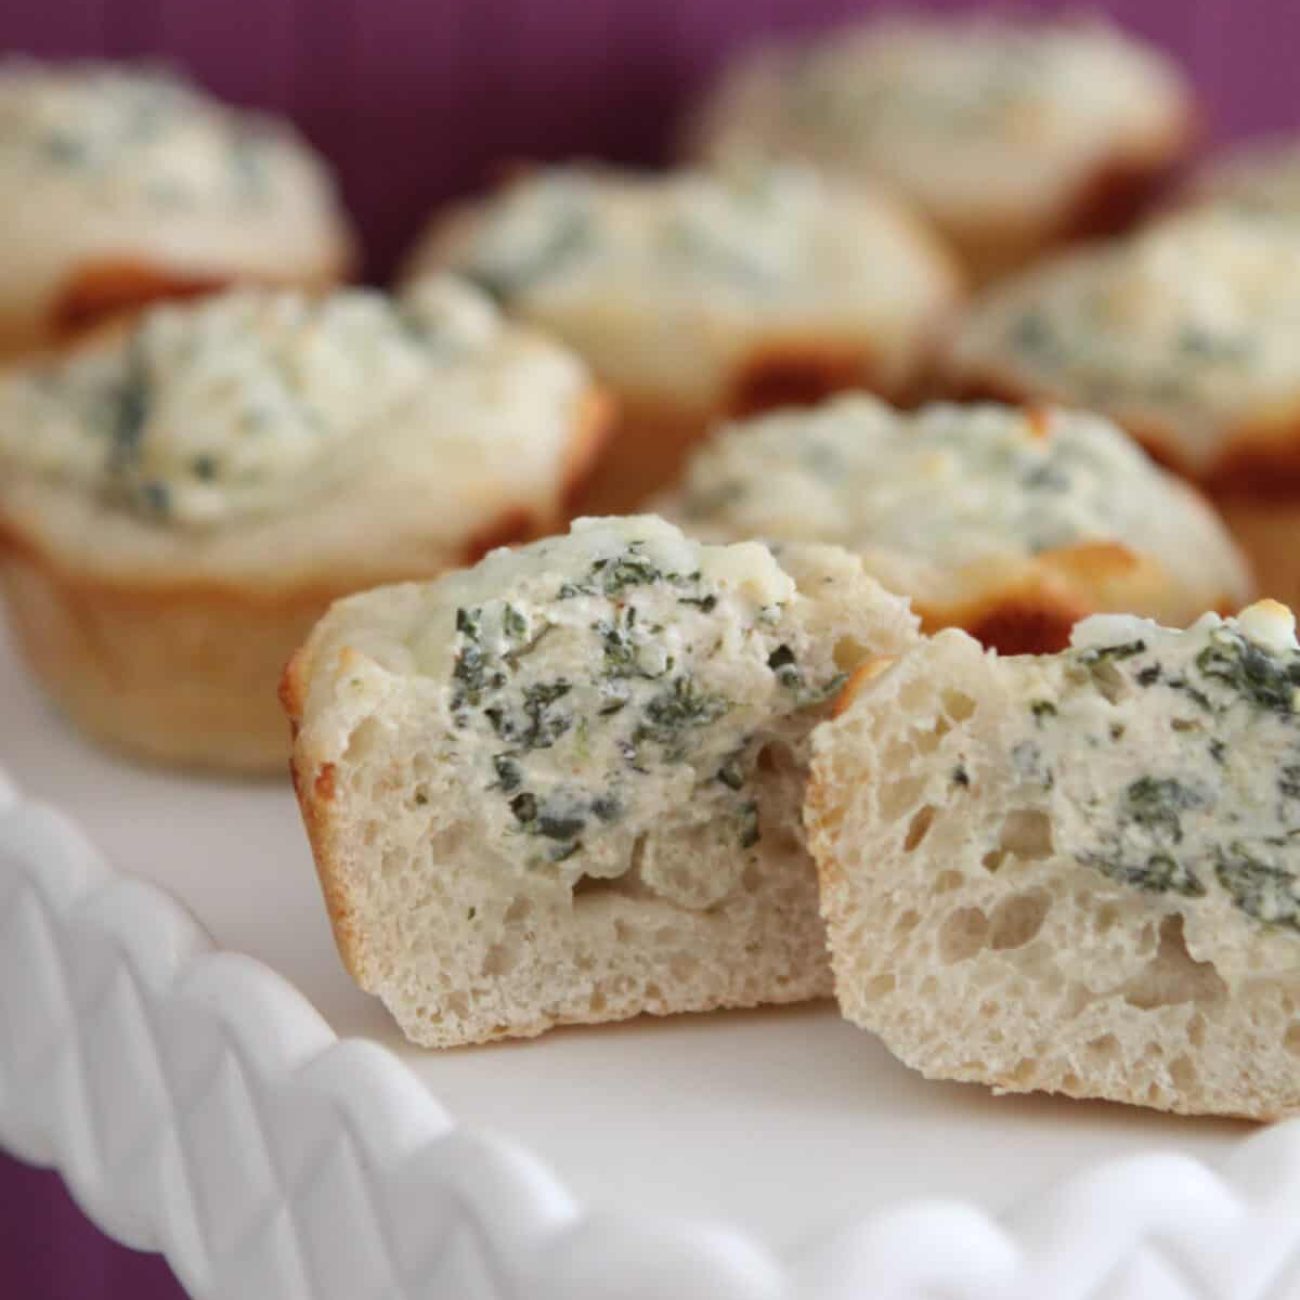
[808,599,1300,1119]
[283,515,919,1046]
[662,396,1252,651]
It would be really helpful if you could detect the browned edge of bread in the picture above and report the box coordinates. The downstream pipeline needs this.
[927,539,1242,654]
[279,639,366,983]
[830,540,1239,668]
[0,242,359,361]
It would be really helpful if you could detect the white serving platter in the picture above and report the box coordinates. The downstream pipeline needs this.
[5,611,1300,1300]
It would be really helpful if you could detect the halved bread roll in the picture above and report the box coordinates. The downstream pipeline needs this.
[808,599,1300,1119]
[661,396,1251,653]
[282,515,919,1047]
[0,61,356,357]
[0,277,606,771]
[402,161,962,511]
[687,13,1195,283]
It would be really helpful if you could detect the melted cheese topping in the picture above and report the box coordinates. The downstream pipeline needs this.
[0,277,587,530]
[410,162,958,400]
[316,516,881,901]
[697,16,1189,232]
[951,211,1300,471]
[0,61,351,329]
[974,602,1300,962]
[667,396,1249,614]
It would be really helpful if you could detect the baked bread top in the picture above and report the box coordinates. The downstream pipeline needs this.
[289,513,918,893]
[0,277,601,591]
[663,396,1251,636]
[404,162,961,404]
[689,14,1192,273]
[947,211,1300,480]
[0,61,355,342]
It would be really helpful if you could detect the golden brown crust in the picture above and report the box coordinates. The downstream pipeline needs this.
[1056,134,1194,247]
[836,538,1240,664]
[51,260,232,339]
[281,645,366,982]
[556,387,616,516]
[0,246,354,362]
[914,541,1241,655]
[945,594,1084,656]
[725,339,881,418]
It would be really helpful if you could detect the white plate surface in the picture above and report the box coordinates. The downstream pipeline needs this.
[7,613,1300,1300]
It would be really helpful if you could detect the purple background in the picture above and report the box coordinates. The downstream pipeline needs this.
[3,0,1296,277]
[2,0,1298,1295]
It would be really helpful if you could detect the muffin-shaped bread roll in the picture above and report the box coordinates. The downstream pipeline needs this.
[403,162,962,511]
[282,515,919,1046]
[663,397,1251,653]
[689,15,1194,283]
[808,600,1300,1119]
[0,278,606,771]
[0,61,356,356]
[947,210,1300,609]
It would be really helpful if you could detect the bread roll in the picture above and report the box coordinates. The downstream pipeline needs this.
[808,599,1300,1119]
[662,396,1251,652]
[0,278,606,770]
[946,209,1300,609]
[688,14,1194,283]
[283,515,919,1046]
[404,162,961,510]
[0,60,355,356]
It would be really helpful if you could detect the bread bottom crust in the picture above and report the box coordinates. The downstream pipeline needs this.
[1,544,337,773]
